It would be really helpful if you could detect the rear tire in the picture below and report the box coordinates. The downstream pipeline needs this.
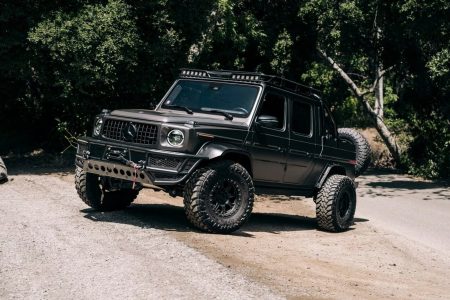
[75,166,138,211]
[316,175,356,232]
[183,160,254,234]
[338,128,371,176]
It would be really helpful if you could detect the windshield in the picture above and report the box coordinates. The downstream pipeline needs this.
[161,79,260,118]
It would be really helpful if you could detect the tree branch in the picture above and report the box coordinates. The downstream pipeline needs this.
[318,48,402,163]
[317,48,366,98]
[367,65,394,94]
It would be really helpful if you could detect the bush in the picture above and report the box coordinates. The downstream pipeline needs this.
[27,0,142,136]
[406,113,450,179]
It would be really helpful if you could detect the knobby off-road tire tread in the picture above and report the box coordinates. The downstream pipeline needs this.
[316,175,356,232]
[338,128,371,177]
[75,166,138,211]
[183,160,255,234]
[183,167,212,232]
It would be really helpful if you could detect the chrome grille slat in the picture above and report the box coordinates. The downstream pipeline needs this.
[102,119,158,145]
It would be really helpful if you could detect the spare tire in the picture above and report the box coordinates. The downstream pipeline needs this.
[338,128,371,177]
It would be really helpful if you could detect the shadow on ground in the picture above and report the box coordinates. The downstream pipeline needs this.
[3,153,74,176]
[357,168,449,200]
[81,203,368,236]
[366,180,446,190]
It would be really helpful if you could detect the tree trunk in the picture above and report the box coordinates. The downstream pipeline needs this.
[318,49,402,166]
[374,65,384,119]
[374,24,384,119]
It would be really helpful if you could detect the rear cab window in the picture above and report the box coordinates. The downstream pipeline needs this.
[291,100,313,136]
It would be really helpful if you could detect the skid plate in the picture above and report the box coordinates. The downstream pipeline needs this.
[83,160,153,185]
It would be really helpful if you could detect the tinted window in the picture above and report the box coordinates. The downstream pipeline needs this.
[162,80,259,117]
[292,101,312,135]
[258,92,285,129]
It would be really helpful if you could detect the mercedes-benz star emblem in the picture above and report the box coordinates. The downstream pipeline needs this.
[122,122,137,142]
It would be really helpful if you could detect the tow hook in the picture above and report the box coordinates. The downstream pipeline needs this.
[106,148,144,170]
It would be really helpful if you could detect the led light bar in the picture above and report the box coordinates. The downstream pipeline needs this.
[231,74,260,81]
[180,69,209,78]
[178,68,322,97]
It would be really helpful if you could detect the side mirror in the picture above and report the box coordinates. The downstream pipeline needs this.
[255,115,279,129]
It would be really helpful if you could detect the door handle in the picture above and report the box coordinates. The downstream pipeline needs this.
[290,149,313,157]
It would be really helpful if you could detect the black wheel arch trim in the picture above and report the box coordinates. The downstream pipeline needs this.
[315,164,354,189]
[196,142,253,174]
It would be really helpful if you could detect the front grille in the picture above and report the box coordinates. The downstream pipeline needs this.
[102,119,158,145]
[148,155,183,170]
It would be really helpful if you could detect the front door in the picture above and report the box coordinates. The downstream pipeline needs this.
[250,90,289,183]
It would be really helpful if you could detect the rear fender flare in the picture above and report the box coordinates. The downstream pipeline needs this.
[315,164,348,189]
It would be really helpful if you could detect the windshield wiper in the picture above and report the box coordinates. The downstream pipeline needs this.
[201,108,233,120]
[165,104,193,114]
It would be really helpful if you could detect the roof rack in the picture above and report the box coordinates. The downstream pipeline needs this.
[179,68,322,98]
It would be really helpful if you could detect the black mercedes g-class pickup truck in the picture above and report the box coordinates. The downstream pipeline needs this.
[75,69,370,233]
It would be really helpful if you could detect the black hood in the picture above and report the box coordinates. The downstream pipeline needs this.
[110,109,248,128]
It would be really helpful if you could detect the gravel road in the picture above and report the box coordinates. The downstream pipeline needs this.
[1,167,449,299]
[0,172,280,300]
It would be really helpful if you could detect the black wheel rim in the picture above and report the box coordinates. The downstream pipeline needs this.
[337,190,351,220]
[209,178,242,217]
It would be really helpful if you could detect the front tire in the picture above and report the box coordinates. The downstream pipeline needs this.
[183,160,254,234]
[316,175,356,232]
[75,166,138,211]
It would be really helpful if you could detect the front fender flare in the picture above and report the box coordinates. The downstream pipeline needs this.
[196,142,250,160]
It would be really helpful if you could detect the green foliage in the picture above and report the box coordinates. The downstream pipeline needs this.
[271,30,293,76]
[27,0,141,134]
[406,113,450,179]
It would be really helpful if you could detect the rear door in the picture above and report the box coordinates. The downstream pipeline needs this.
[316,105,351,173]
[284,98,318,187]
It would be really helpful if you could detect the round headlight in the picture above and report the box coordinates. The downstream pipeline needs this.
[167,129,184,147]
[93,118,103,136]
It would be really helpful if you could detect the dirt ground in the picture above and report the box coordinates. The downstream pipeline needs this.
[137,186,450,299]
[1,167,450,299]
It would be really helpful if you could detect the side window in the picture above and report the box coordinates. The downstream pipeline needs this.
[323,106,337,136]
[258,92,285,130]
[291,101,312,136]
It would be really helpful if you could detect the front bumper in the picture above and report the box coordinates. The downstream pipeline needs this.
[75,137,204,186]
